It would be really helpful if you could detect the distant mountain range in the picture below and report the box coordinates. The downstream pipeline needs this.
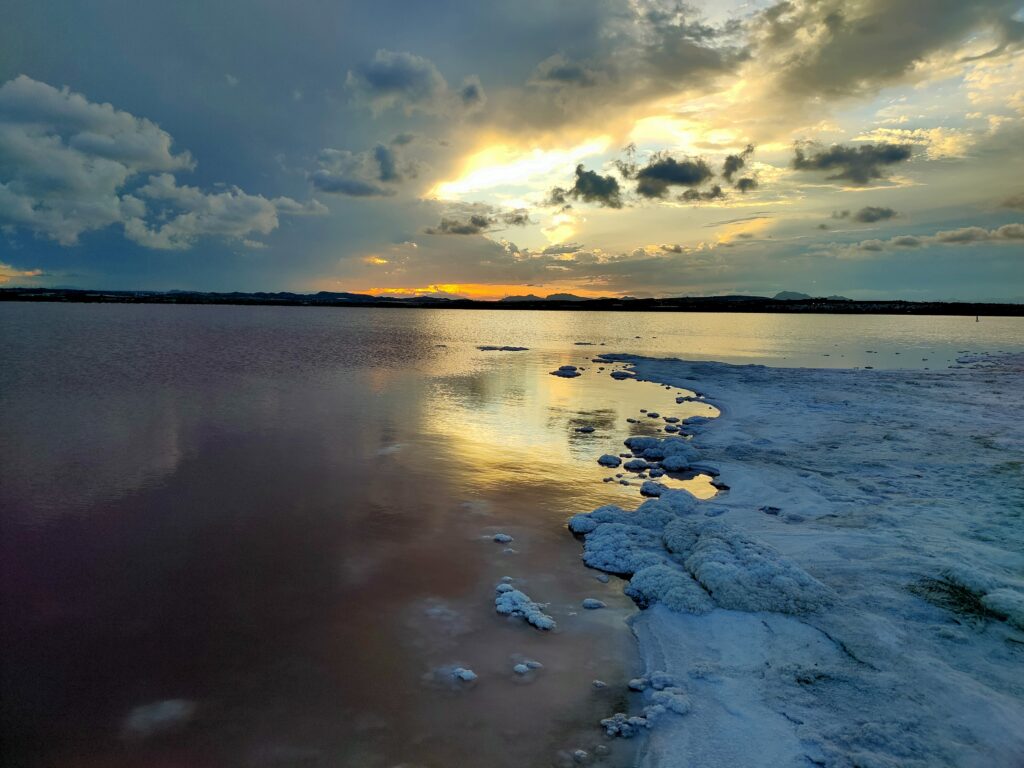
[774,291,851,301]
[2,287,1019,316]
[500,293,590,302]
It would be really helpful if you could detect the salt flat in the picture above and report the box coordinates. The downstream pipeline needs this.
[576,353,1024,767]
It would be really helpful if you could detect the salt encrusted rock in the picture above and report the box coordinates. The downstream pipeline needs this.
[597,454,622,467]
[647,412,660,418]
[452,667,477,682]
[494,583,556,630]
[640,480,665,497]
[551,365,581,378]
[663,518,834,614]
[611,370,634,380]
[623,458,650,472]
[600,712,651,738]
[493,533,513,543]
[513,663,530,675]
[477,345,529,351]
[582,598,606,609]
[575,425,595,433]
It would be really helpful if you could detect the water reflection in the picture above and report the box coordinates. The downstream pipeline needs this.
[1,304,1021,767]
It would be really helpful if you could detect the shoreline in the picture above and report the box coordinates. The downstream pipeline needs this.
[574,353,1024,766]
[3,288,1022,318]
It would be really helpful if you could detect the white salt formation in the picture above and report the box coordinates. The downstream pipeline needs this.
[579,352,1024,767]
[494,583,556,630]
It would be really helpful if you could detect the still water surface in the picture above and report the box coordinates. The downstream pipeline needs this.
[2,304,1021,767]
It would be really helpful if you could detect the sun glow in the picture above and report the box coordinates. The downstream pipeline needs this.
[429,136,612,200]
[366,283,609,300]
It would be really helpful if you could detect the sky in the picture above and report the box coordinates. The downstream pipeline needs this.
[1,0,1023,301]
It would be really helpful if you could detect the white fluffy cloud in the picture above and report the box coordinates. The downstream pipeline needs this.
[0,75,323,249]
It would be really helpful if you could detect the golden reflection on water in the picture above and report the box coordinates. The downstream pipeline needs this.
[416,346,722,510]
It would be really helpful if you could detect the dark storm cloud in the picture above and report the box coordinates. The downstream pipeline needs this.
[792,142,912,185]
[425,214,493,235]
[373,144,400,182]
[680,185,726,202]
[459,76,486,109]
[501,210,532,227]
[310,172,394,197]
[723,144,754,182]
[735,177,758,193]
[346,49,447,112]
[424,206,530,235]
[632,154,714,198]
[756,0,1024,100]
[530,55,599,87]
[853,206,898,223]
[547,164,623,208]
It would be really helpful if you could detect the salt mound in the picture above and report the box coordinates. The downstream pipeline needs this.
[625,564,714,614]
[579,522,669,574]
[494,583,556,630]
[663,518,834,613]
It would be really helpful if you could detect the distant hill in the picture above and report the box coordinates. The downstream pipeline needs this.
[500,294,545,302]
[774,291,851,301]
[773,291,812,300]
[545,293,588,301]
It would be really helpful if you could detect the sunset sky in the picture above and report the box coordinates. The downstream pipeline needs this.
[1,0,1023,300]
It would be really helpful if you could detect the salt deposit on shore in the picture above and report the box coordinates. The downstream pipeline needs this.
[573,352,1024,767]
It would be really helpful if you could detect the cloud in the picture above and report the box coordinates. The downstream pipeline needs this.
[346,49,446,113]
[826,221,1024,257]
[0,75,192,245]
[754,0,1024,102]
[792,142,913,185]
[722,144,754,182]
[853,206,898,223]
[425,206,532,235]
[425,215,492,235]
[122,173,319,250]
[680,184,726,202]
[530,55,599,87]
[735,177,758,193]
[1001,192,1024,210]
[0,75,322,250]
[459,76,486,110]
[547,164,622,208]
[346,49,484,115]
[0,260,44,284]
[310,139,421,197]
[632,154,714,198]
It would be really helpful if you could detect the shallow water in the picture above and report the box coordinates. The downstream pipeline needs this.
[1,304,1022,767]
